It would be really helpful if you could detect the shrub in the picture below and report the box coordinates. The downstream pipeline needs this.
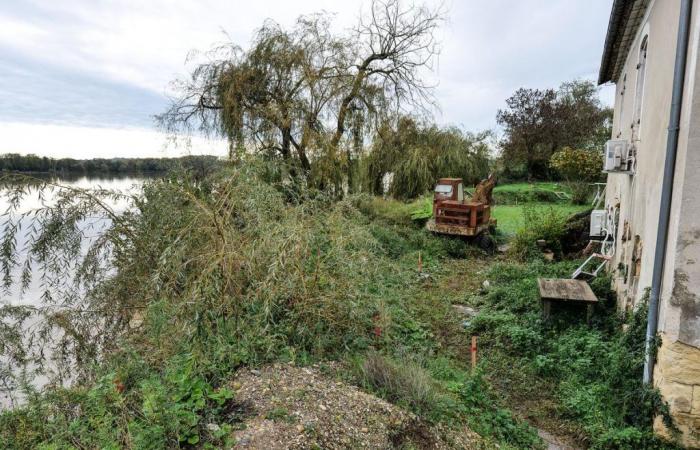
[550,147,604,204]
[550,147,603,182]
[358,353,441,415]
[449,371,543,449]
[509,206,567,260]
[0,354,238,449]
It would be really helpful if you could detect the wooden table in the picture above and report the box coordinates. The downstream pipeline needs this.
[537,278,598,322]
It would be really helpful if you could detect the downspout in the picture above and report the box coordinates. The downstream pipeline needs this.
[643,0,693,384]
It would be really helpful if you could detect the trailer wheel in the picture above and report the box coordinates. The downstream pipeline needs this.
[474,232,496,253]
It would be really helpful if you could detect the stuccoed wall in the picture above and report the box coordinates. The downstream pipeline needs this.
[605,1,700,446]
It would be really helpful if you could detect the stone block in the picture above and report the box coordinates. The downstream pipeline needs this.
[656,338,700,384]
[658,380,693,413]
[655,413,700,448]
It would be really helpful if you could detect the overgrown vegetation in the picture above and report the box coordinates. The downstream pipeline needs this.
[0,161,540,448]
[550,147,605,204]
[467,259,679,449]
[0,2,675,447]
[353,353,542,448]
[364,116,491,199]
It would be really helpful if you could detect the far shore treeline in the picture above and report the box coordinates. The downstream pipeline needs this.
[0,153,221,175]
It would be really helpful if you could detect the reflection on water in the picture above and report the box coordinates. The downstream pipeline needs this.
[0,174,147,305]
[0,174,148,407]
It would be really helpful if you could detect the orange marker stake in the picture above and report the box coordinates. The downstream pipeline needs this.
[471,336,478,371]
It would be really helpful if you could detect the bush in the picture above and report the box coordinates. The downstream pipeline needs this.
[449,371,543,449]
[358,353,441,414]
[550,147,603,182]
[509,206,567,260]
[550,147,603,204]
[568,181,594,204]
[0,354,238,449]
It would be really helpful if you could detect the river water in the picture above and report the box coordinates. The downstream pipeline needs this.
[0,174,147,407]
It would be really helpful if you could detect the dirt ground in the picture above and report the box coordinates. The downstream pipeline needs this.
[229,363,487,449]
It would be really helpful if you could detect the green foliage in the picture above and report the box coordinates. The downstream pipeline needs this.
[509,206,568,260]
[353,354,542,449]
[0,153,220,175]
[497,79,612,180]
[0,161,516,447]
[447,371,543,449]
[550,147,603,182]
[365,116,491,199]
[409,197,433,221]
[0,354,238,449]
[491,203,588,236]
[493,183,565,204]
[469,260,680,449]
[1,162,675,449]
[550,147,604,204]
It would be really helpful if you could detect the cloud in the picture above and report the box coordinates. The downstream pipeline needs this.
[0,122,227,159]
[0,0,615,157]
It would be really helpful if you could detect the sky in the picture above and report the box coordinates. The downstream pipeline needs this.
[0,0,616,159]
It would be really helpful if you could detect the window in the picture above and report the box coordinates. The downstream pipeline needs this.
[632,36,648,137]
[617,74,627,138]
[434,184,453,196]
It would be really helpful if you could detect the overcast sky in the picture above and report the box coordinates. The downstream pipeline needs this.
[0,0,615,158]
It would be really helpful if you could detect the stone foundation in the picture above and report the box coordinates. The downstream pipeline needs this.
[653,336,700,448]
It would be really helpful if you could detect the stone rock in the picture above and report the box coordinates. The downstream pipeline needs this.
[658,381,693,413]
[451,304,477,317]
[656,339,700,384]
[654,337,700,448]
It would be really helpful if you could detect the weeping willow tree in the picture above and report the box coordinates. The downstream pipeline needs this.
[158,0,443,194]
[364,116,493,199]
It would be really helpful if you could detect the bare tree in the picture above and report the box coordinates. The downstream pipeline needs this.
[158,0,443,192]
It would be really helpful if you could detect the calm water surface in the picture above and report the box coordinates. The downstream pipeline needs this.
[0,174,148,407]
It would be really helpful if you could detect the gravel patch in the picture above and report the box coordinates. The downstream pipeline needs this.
[230,363,485,449]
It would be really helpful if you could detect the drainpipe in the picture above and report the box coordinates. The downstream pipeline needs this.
[643,0,693,384]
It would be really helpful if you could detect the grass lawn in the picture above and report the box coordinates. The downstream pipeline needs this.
[492,203,589,235]
[493,181,570,194]
[370,182,590,236]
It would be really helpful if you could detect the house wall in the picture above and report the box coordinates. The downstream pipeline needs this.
[604,0,700,446]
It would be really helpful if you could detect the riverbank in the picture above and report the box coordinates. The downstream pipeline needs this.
[0,164,682,449]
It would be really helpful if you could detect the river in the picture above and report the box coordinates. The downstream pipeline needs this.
[0,173,148,407]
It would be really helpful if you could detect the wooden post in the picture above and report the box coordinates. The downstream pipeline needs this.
[471,336,477,371]
[418,251,422,273]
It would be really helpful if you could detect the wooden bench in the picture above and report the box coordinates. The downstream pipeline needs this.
[537,278,598,323]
